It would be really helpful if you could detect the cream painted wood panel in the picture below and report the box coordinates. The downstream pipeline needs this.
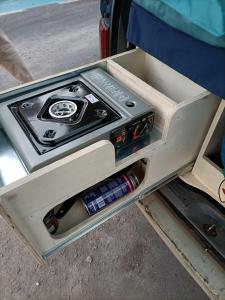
[181,101,225,206]
[0,140,116,260]
[0,49,220,260]
[0,141,115,217]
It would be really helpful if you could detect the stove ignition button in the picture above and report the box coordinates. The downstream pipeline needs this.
[130,115,153,141]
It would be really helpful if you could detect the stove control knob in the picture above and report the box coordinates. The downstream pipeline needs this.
[129,115,153,141]
[131,123,149,140]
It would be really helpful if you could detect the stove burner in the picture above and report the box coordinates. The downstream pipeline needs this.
[49,100,77,119]
[8,80,121,154]
[0,68,155,172]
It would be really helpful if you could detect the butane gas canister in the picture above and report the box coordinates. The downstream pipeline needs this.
[82,173,139,215]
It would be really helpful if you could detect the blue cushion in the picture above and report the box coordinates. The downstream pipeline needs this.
[134,0,225,47]
[127,2,225,98]
[159,0,225,37]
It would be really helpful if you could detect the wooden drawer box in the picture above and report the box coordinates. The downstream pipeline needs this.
[0,49,219,261]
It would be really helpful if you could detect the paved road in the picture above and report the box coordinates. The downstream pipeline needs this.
[0,1,208,300]
[0,0,100,91]
[0,0,64,14]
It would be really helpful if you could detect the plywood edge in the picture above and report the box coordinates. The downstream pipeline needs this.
[176,92,218,109]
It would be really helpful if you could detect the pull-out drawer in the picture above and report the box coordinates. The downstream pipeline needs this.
[0,49,220,261]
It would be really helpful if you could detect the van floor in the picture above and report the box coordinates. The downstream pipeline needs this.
[0,1,208,299]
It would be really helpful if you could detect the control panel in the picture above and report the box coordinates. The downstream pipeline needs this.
[111,112,154,158]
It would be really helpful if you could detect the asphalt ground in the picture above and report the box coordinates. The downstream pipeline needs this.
[0,0,65,14]
[0,0,99,91]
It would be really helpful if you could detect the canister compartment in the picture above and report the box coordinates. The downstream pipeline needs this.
[43,160,146,238]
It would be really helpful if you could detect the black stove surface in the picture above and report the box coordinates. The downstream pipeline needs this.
[9,81,121,154]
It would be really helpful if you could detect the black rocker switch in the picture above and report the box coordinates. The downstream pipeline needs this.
[43,129,56,139]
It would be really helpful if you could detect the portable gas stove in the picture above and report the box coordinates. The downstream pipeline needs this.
[0,68,154,172]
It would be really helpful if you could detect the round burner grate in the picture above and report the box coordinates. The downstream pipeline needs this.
[49,100,77,119]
